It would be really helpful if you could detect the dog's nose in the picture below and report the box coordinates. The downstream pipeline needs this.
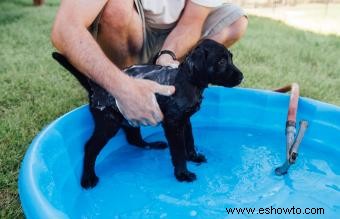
[238,75,244,84]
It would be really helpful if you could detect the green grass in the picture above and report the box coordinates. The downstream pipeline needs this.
[235,15,340,103]
[0,0,339,218]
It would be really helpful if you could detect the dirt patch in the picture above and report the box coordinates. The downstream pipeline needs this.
[245,3,340,36]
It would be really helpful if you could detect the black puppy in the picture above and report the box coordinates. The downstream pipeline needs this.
[52,39,243,189]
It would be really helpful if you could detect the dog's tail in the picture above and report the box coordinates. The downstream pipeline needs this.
[52,52,92,93]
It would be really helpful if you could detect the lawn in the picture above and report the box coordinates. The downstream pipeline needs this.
[0,0,339,218]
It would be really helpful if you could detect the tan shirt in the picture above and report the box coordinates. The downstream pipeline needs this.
[141,0,225,29]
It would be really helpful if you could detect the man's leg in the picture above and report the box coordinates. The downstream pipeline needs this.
[208,16,248,47]
[202,4,248,48]
[96,0,144,68]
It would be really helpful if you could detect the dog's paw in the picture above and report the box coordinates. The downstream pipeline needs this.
[145,141,168,149]
[81,173,99,189]
[175,170,197,182]
[188,153,207,163]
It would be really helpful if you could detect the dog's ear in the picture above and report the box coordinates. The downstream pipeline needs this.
[185,46,210,87]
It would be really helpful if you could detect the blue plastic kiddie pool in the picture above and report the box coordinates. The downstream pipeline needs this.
[19,87,340,218]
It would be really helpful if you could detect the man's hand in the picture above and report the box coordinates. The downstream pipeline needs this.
[114,77,175,127]
[156,53,180,68]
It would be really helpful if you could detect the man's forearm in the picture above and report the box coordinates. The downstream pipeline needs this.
[160,2,212,60]
[161,25,202,60]
[51,24,128,97]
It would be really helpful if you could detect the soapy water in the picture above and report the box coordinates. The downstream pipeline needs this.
[57,127,339,218]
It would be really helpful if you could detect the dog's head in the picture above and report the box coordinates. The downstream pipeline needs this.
[183,39,243,88]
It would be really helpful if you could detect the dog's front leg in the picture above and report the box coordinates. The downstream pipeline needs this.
[184,119,207,163]
[162,121,197,182]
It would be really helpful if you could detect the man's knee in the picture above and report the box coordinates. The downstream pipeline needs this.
[97,0,143,66]
[229,16,248,41]
[100,0,136,31]
[207,15,248,46]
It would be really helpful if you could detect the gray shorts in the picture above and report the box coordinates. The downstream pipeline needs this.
[135,0,247,63]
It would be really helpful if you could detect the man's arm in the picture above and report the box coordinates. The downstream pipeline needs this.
[156,1,212,66]
[51,0,175,126]
[51,0,119,88]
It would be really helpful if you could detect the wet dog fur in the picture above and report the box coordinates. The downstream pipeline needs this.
[52,39,243,189]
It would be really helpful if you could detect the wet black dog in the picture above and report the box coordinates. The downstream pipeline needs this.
[52,39,243,189]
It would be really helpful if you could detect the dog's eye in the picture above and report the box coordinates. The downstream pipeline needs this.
[218,58,226,65]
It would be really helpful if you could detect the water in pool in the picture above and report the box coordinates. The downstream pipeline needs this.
[58,126,340,218]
